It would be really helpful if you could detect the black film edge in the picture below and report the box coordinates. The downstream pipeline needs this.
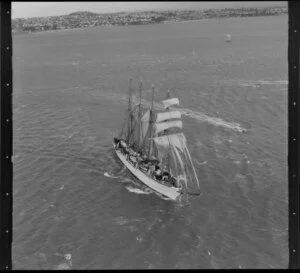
[0,1,13,270]
[288,1,300,269]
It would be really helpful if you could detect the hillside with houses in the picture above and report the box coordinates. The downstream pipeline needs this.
[12,6,287,33]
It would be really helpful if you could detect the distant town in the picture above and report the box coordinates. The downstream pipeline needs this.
[12,6,287,33]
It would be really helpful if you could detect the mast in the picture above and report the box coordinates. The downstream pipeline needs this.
[148,85,155,157]
[127,78,133,143]
[138,81,142,150]
[165,89,171,173]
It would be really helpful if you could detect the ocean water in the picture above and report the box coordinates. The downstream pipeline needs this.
[12,15,288,269]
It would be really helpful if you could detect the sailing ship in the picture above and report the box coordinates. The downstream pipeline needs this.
[113,79,201,200]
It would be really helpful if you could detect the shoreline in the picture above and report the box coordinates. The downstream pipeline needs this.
[163,14,287,24]
[13,13,287,35]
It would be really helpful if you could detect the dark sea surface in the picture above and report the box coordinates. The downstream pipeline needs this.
[12,15,288,269]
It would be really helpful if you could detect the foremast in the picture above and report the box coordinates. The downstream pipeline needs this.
[127,78,133,144]
[137,81,143,151]
[148,85,155,158]
[164,90,172,174]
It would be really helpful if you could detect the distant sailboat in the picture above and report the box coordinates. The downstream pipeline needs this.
[113,79,201,200]
[225,33,232,43]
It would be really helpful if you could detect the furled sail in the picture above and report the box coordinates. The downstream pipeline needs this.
[162,98,180,109]
[155,110,181,123]
[154,120,183,135]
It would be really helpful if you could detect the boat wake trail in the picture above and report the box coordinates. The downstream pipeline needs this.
[238,79,287,88]
[159,195,173,201]
[54,253,72,270]
[198,160,207,166]
[125,186,152,195]
[125,186,175,201]
[215,79,287,89]
[179,108,247,133]
[104,172,118,178]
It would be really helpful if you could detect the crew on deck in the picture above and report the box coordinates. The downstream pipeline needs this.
[154,166,162,180]
[162,170,171,182]
[116,138,182,188]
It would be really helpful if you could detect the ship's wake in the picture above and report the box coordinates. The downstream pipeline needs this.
[104,172,119,178]
[125,186,152,195]
[179,107,247,133]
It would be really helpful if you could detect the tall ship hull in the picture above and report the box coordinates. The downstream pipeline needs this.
[113,141,182,200]
[113,79,201,200]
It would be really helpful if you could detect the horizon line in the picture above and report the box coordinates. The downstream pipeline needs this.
[12,4,287,20]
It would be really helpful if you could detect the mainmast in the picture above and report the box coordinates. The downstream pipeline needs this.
[148,85,155,157]
[127,78,133,143]
[137,81,142,150]
[165,89,171,173]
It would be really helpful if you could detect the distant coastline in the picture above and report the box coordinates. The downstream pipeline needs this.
[12,6,287,34]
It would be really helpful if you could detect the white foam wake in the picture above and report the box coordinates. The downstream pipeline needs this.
[54,253,72,270]
[104,172,118,178]
[160,195,173,201]
[125,186,151,195]
[238,79,287,88]
[179,108,247,133]
[198,161,207,165]
[251,80,287,85]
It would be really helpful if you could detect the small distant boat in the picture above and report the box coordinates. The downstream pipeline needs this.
[113,79,201,200]
[225,34,232,43]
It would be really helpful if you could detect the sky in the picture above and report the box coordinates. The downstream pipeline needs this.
[12,1,286,19]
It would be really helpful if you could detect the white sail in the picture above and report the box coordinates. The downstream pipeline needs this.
[139,110,150,145]
[172,145,188,187]
[183,145,200,190]
[156,143,169,164]
[153,134,187,186]
[153,134,170,149]
[153,133,175,163]
[172,145,185,171]
[162,98,180,109]
[170,145,178,174]
[153,133,186,151]
[153,133,186,168]
[153,133,199,190]
[169,133,186,153]
[156,110,181,123]
[154,120,183,135]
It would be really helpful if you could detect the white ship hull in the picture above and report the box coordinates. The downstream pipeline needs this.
[113,144,182,201]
